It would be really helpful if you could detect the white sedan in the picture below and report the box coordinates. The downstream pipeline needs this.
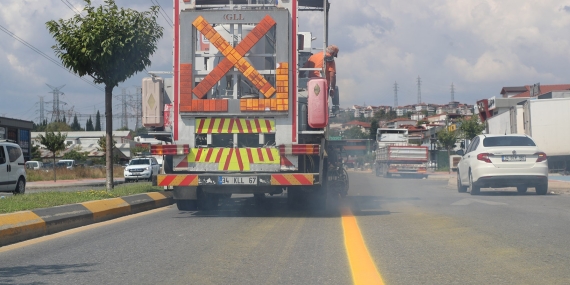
[456,134,548,195]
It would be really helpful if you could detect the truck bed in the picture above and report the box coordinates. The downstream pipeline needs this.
[376,145,429,162]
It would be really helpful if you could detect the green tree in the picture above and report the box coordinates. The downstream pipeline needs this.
[63,148,89,162]
[135,127,148,136]
[370,120,379,140]
[97,135,119,164]
[95,110,102,131]
[437,128,458,173]
[31,145,42,160]
[37,131,67,181]
[45,122,72,132]
[85,116,94,131]
[343,126,367,139]
[46,0,163,191]
[70,114,82,131]
[131,145,150,157]
[458,116,485,140]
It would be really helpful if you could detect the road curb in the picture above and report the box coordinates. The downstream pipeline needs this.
[0,191,173,247]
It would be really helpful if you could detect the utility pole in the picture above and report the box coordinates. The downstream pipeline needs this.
[38,96,45,123]
[393,81,399,108]
[133,86,142,130]
[451,83,455,102]
[114,88,130,130]
[122,88,128,129]
[46,84,67,122]
[417,76,422,104]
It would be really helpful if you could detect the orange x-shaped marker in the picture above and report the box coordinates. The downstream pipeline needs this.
[192,15,277,99]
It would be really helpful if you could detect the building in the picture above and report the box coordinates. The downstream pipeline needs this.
[383,118,416,129]
[341,120,371,133]
[0,117,33,161]
[31,131,132,162]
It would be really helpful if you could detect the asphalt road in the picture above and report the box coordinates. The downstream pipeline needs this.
[2,172,570,284]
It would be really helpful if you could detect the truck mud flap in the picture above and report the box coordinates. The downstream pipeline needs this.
[155,174,319,187]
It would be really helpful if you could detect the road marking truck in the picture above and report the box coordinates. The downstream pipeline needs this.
[143,0,346,210]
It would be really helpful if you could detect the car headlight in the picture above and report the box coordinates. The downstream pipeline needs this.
[145,166,151,171]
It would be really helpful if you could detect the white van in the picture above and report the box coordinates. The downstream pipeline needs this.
[0,140,26,194]
[25,161,44,170]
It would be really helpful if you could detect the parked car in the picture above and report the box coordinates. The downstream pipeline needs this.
[25,160,44,170]
[124,157,160,182]
[57,159,77,169]
[0,140,26,194]
[456,134,548,195]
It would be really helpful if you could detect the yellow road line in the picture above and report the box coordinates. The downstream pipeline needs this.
[342,206,385,285]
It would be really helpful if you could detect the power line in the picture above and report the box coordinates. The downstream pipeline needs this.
[60,0,82,15]
[151,0,173,27]
[0,24,104,92]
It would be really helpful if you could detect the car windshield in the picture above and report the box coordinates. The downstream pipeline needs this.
[129,159,150,165]
[483,137,536,147]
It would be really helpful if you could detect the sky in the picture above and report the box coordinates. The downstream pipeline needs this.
[1,0,570,128]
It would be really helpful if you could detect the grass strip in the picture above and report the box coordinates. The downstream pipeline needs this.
[0,183,164,214]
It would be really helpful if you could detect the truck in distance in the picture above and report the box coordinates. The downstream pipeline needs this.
[374,128,429,178]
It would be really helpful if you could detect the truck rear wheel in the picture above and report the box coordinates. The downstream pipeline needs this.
[197,187,219,210]
[176,199,198,211]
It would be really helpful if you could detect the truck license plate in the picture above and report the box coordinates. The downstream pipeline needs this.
[219,176,257,185]
[502,155,526,162]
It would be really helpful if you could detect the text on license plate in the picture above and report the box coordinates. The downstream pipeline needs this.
[219,176,257,185]
[502,155,526,162]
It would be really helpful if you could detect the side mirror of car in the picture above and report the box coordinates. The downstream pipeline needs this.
[460,141,465,149]
[456,149,465,156]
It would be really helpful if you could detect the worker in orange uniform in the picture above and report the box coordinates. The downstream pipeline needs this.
[302,45,339,113]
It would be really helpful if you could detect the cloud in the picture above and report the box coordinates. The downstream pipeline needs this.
[2,0,570,121]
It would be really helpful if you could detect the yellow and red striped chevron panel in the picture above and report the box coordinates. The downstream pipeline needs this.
[195,118,275,134]
[180,148,280,171]
[270,174,314,185]
[155,174,315,186]
[157,175,199,186]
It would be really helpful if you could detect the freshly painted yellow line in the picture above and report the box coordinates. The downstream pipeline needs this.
[341,206,385,285]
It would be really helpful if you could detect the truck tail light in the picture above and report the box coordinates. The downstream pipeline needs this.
[477,153,492,163]
[151,144,190,155]
[535,152,547,162]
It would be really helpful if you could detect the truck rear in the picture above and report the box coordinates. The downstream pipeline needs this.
[143,0,343,211]
[374,128,429,178]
